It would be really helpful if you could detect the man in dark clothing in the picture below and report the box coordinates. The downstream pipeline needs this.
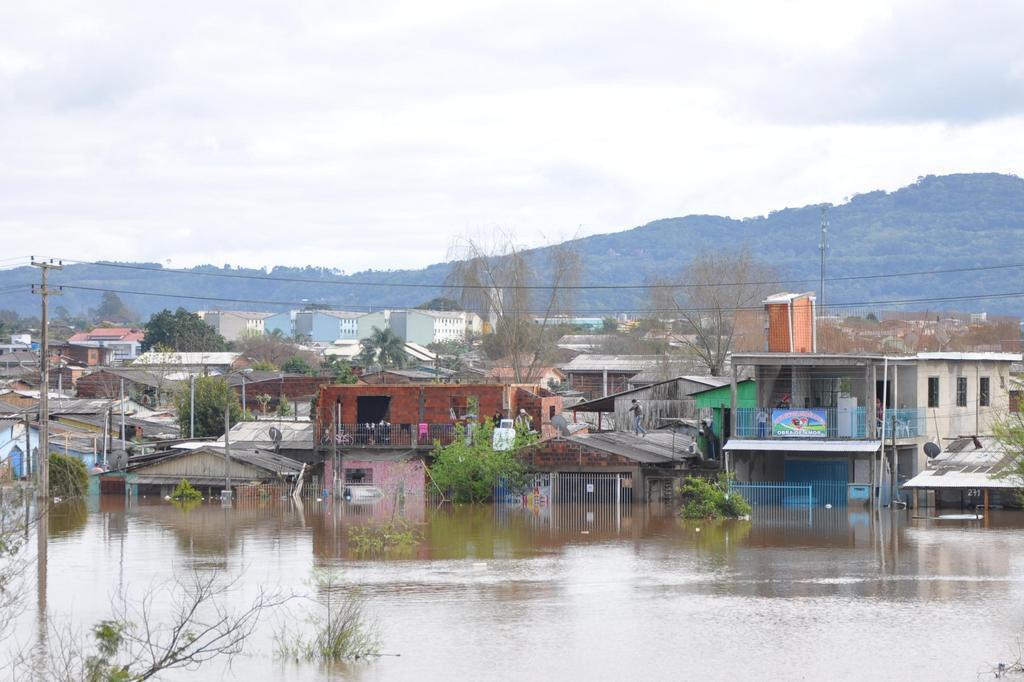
[629,399,647,437]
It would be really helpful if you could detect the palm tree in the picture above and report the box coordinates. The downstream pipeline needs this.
[356,327,407,368]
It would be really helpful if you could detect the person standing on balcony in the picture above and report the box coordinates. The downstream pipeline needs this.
[629,399,647,437]
[757,408,768,438]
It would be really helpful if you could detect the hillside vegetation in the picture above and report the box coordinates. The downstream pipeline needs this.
[1,173,1022,318]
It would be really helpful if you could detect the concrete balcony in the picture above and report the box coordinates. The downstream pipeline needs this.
[734,407,926,441]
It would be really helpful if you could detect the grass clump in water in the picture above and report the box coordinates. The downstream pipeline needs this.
[347,521,418,555]
[679,474,751,520]
[276,570,380,663]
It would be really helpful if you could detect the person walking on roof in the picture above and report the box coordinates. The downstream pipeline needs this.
[629,399,647,437]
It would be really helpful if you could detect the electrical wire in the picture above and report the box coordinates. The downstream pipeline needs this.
[37,256,1024,291]
[47,283,1024,315]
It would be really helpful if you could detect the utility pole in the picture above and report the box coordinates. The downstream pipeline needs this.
[223,397,232,502]
[31,257,63,500]
[189,375,196,438]
[120,377,127,451]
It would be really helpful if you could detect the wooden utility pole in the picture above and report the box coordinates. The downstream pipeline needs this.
[31,258,63,499]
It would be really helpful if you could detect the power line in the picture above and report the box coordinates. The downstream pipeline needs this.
[53,282,1024,315]
[41,256,1024,291]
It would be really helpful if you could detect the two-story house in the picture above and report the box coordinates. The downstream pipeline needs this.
[725,350,1019,508]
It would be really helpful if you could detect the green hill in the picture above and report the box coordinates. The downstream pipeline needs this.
[2,173,1023,320]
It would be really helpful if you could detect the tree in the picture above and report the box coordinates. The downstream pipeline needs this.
[21,570,287,681]
[601,317,619,333]
[415,297,462,311]
[426,340,470,371]
[142,308,228,353]
[651,248,777,376]
[446,233,580,383]
[995,412,1024,499]
[174,376,242,438]
[428,422,533,503]
[281,356,315,375]
[93,292,136,324]
[322,356,358,384]
[355,327,407,368]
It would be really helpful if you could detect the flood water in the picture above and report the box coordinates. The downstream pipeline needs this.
[11,496,1024,681]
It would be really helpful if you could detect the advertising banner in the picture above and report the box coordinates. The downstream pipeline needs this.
[771,408,827,438]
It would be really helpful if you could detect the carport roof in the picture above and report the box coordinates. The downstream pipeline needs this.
[723,439,881,452]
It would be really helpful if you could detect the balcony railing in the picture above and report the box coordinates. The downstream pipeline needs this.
[734,407,926,440]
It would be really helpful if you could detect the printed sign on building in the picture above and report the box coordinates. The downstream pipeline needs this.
[771,408,827,438]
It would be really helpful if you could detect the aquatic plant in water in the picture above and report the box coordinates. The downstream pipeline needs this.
[275,570,380,663]
[347,520,418,554]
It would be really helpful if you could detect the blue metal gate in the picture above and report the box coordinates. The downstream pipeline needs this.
[784,459,849,507]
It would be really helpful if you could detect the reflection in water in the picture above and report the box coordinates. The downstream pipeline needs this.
[16,498,1024,681]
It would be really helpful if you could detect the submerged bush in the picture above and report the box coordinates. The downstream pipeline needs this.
[679,475,751,520]
[428,422,533,503]
[171,479,203,502]
[49,453,88,499]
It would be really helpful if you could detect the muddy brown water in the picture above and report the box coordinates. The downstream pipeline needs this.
[13,497,1024,681]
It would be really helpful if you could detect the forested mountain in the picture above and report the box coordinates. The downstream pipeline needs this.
[2,173,1023,320]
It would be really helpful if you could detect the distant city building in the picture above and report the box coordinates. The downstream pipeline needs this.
[66,327,145,364]
[294,310,359,341]
[199,311,279,342]
[390,310,480,345]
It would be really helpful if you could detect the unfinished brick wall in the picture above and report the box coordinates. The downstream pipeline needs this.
[524,439,638,470]
[318,384,507,427]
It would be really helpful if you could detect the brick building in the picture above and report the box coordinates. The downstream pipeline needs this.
[315,383,563,448]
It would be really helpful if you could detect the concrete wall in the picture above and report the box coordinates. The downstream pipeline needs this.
[356,312,389,341]
[915,358,1013,439]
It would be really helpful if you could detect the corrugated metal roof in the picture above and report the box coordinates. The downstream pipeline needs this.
[902,470,1023,489]
[901,436,1021,490]
[560,355,664,372]
[133,352,240,365]
[216,421,313,446]
[567,430,695,464]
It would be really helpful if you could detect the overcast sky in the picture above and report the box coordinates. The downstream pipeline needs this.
[2,0,1022,273]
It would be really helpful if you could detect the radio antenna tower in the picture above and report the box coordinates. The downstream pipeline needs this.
[819,205,829,313]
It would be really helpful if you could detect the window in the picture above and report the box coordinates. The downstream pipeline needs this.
[980,377,990,407]
[956,377,967,407]
[927,377,939,408]
[345,468,372,484]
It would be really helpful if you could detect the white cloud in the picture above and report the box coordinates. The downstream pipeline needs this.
[0,0,1021,273]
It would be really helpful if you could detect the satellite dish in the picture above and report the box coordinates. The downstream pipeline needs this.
[268,427,283,445]
[550,414,570,437]
[924,442,941,458]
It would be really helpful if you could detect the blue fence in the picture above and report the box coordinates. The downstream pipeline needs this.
[730,480,849,507]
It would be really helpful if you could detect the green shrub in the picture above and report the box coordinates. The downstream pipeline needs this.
[171,479,202,502]
[49,453,88,499]
[679,474,751,520]
[428,422,534,503]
